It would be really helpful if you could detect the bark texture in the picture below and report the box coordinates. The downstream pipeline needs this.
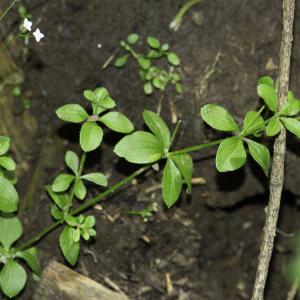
[251,1,295,299]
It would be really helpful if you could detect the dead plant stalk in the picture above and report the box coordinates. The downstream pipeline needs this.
[251,1,295,299]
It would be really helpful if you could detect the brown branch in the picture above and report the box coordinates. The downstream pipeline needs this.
[251,1,295,300]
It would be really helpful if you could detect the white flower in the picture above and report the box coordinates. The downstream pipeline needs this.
[33,28,44,43]
[23,18,32,32]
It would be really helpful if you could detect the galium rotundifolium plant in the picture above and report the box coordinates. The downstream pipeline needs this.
[1,75,300,298]
[114,33,183,95]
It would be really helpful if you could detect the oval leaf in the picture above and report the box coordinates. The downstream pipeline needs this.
[216,137,247,172]
[74,179,86,200]
[281,117,300,138]
[200,104,239,132]
[99,112,134,133]
[52,174,75,193]
[147,36,160,49]
[266,116,281,136]
[60,226,80,266]
[16,247,41,275]
[167,52,180,66]
[162,159,182,208]
[0,260,27,298]
[246,139,270,176]
[65,151,79,175]
[242,111,265,134]
[0,176,19,213]
[81,173,107,186]
[172,154,193,194]
[0,136,10,156]
[80,122,103,152]
[257,84,277,112]
[114,54,129,68]
[0,217,22,250]
[143,110,171,152]
[56,104,88,123]
[114,131,163,164]
[0,157,16,171]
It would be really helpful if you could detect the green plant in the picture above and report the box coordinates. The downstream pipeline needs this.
[114,33,183,96]
[169,0,202,31]
[0,75,300,297]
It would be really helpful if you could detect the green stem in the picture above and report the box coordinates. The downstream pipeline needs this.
[169,138,224,156]
[169,0,202,30]
[0,0,18,22]
[18,165,151,251]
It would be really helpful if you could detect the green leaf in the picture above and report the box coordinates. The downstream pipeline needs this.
[175,82,183,94]
[114,131,163,164]
[0,176,19,213]
[74,179,86,200]
[266,116,281,136]
[172,154,193,194]
[280,117,300,138]
[0,136,10,155]
[147,36,160,49]
[56,104,89,123]
[81,173,107,186]
[281,91,300,116]
[257,76,274,88]
[162,159,182,208]
[138,57,151,70]
[65,151,79,175]
[52,174,75,193]
[99,112,134,133]
[83,90,94,101]
[45,186,69,210]
[72,228,81,243]
[0,157,16,171]
[161,43,170,51]
[200,104,239,132]
[152,77,165,90]
[246,139,270,176]
[16,248,41,275]
[0,260,26,298]
[144,82,153,95]
[127,33,139,44]
[99,96,116,109]
[83,216,96,228]
[216,137,247,172]
[242,111,265,134]
[114,54,129,67]
[0,217,22,250]
[257,84,277,111]
[167,52,180,66]
[60,226,80,266]
[51,205,64,220]
[143,110,171,152]
[80,122,103,152]
[93,87,108,102]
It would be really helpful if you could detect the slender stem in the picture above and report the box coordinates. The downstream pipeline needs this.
[170,120,182,147]
[169,138,224,156]
[0,0,18,22]
[169,0,202,30]
[251,1,295,299]
[18,165,151,251]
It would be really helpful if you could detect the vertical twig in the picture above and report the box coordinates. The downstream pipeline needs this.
[286,280,299,300]
[251,1,295,300]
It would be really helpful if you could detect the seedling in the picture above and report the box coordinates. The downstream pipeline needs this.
[114,33,183,96]
[169,0,202,31]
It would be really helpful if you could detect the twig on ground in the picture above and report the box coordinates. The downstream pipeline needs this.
[287,280,299,300]
[251,1,295,299]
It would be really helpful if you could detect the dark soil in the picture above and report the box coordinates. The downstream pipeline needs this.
[1,0,300,299]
